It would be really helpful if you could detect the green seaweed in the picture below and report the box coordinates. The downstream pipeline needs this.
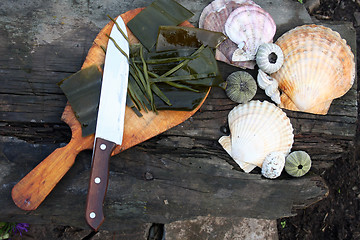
[132,46,223,88]
[127,0,194,51]
[58,65,102,136]
[58,0,225,135]
[156,26,227,51]
[152,82,208,110]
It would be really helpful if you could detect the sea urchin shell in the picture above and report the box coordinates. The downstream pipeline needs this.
[256,43,284,74]
[285,151,312,177]
[225,71,257,103]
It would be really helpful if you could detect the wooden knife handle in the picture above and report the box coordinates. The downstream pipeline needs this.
[85,137,116,231]
[11,140,82,211]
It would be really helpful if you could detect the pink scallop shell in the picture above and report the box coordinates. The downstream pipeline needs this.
[199,0,274,69]
[224,5,276,61]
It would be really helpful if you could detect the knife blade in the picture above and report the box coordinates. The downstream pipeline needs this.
[85,16,129,231]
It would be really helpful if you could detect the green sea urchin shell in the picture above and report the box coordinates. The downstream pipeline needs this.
[225,71,257,103]
[285,151,312,177]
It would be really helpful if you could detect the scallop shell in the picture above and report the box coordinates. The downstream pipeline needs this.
[215,39,257,69]
[261,152,285,179]
[224,5,276,61]
[199,0,270,69]
[271,24,355,115]
[285,151,311,177]
[199,0,258,29]
[218,100,294,173]
[257,69,281,104]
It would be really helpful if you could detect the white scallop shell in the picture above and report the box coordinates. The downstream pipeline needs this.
[272,24,355,114]
[257,70,281,104]
[224,5,276,61]
[261,152,285,179]
[218,100,294,173]
[256,43,284,74]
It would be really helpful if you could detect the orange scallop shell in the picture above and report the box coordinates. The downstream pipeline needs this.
[271,24,355,115]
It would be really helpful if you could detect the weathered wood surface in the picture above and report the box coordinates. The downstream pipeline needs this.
[0,0,355,232]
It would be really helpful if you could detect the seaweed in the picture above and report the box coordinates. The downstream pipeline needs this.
[156,26,227,51]
[127,0,194,51]
[58,65,102,136]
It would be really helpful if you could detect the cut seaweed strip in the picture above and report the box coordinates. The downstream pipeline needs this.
[148,71,200,93]
[126,90,143,117]
[174,47,223,88]
[57,65,102,136]
[127,0,194,50]
[132,56,195,64]
[150,83,172,106]
[139,44,155,111]
[129,67,152,112]
[149,72,217,83]
[152,45,205,80]
[152,82,208,110]
[107,15,130,43]
[131,46,223,88]
[156,26,227,51]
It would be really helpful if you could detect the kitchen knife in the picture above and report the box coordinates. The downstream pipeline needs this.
[85,16,129,231]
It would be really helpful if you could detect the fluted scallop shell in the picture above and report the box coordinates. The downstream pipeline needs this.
[199,0,268,69]
[271,24,355,115]
[218,100,294,173]
[225,5,276,61]
[199,0,258,29]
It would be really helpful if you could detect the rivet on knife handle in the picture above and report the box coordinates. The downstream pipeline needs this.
[85,137,116,231]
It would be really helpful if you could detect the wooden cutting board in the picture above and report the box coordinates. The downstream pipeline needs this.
[12,8,210,211]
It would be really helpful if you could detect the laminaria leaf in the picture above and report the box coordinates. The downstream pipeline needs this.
[57,65,102,136]
[156,26,227,52]
[127,0,194,51]
[128,45,222,111]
